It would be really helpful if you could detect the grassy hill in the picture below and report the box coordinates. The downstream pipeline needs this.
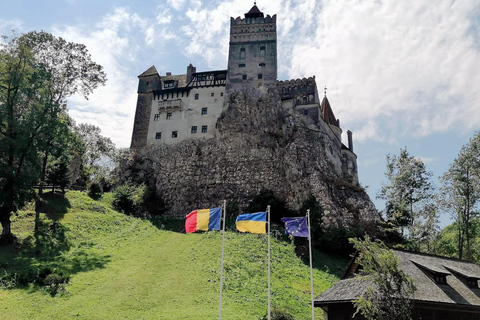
[0,191,347,320]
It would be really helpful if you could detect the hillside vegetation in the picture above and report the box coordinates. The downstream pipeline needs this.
[0,191,346,320]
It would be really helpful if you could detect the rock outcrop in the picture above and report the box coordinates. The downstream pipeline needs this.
[123,86,379,229]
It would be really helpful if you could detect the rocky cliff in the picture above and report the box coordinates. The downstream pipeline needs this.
[124,86,379,229]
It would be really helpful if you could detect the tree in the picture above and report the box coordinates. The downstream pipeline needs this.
[377,148,438,246]
[440,133,480,260]
[71,123,116,188]
[350,237,415,320]
[46,154,71,194]
[0,31,106,239]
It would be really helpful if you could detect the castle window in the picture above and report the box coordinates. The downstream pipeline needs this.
[172,131,178,138]
[154,114,160,121]
[166,112,172,120]
[239,63,245,67]
[303,96,308,104]
[258,73,263,80]
[211,93,214,97]
[259,63,266,67]
[242,75,247,80]
[155,132,162,139]
[202,125,208,133]
[202,107,207,115]
[303,109,309,115]
[221,92,224,97]
[240,48,246,59]
[195,93,199,100]
[191,126,197,134]
[260,46,265,58]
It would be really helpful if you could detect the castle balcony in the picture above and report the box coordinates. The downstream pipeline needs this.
[158,99,182,113]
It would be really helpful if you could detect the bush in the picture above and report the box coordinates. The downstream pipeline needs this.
[112,184,136,214]
[88,181,103,200]
[317,226,365,256]
[112,183,158,216]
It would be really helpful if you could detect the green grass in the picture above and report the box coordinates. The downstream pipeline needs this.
[0,191,347,319]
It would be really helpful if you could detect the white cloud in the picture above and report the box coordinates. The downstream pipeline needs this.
[286,0,480,142]
[0,18,23,34]
[156,8,172,25]
[52,7,154,148]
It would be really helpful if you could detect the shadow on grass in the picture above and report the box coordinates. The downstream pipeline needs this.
[37,191,72,221]
[0,208,110,294]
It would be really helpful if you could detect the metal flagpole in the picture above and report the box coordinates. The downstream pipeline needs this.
[218,200,227,320]
[307,209,315,320]
[267,205,271,320]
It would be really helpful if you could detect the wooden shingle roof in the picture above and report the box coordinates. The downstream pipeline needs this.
[315,250,480,308]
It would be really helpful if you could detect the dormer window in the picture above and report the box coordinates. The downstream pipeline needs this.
[443,265,480,289]
[412,260,450,285]
[164,80,175,89]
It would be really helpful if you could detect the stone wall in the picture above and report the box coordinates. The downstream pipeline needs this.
[125,86,378,229]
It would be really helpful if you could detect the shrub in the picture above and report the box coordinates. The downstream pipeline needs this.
[112,184,135,214]
[88,181,103,200]
[317,226,365,256]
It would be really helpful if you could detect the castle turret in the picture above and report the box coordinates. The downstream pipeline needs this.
[321,95,342,142]
[130,66,161,149]
[225,4,277,93]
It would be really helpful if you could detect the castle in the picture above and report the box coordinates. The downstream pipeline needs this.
[125,4,377,227]
[130,4,358,184]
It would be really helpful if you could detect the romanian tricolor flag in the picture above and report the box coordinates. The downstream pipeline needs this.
[185,207,222,233]
[236,212,266,234]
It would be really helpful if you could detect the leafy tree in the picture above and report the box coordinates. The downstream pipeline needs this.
[440,133,480,260]
[377,148,438,246]
[71,123,116,188]
[46,155,71,194]
[0,31,106,239]
[350,236,415,320]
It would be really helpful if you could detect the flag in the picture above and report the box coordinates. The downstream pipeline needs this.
[185,207,221,233]
[236,212,266,234]
[281,216,309,237]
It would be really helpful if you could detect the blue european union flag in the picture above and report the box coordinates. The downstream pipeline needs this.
[281,217,309,237]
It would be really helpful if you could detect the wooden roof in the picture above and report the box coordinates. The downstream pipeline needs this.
[315,250,480,309]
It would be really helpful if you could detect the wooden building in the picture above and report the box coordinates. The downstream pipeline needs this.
[315,250,480,320]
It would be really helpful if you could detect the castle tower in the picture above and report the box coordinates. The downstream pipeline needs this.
[130,66,161,149]
[225,4,277,92]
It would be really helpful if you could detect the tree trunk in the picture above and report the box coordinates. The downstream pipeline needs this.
[39,151,49,196]
[0,211,12,238]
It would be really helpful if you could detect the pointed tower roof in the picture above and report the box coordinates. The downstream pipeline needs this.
[138,65,159,77]
[321,96,340,127]
[245,3,264,18]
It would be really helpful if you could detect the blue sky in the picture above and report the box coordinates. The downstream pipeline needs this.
[2,0,480,227]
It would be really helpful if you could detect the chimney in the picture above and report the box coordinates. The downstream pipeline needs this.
[186,64,196,83]
[347,130,354,152]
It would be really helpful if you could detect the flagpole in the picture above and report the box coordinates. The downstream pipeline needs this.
[218,200,227,320]
[267,205,271,320]
[307,209,315,320]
